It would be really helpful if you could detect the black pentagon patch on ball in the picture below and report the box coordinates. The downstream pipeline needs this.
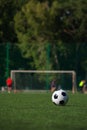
[54,94,58,99]
[62,92,66,96]
[59,100,65,105]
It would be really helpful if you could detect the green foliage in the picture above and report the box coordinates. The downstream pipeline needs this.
[0,0,87,81]
[14,1,53,69]
[0,0,29,42]
[14,0,87,71]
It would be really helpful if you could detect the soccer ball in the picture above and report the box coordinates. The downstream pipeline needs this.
[52,89,69,106]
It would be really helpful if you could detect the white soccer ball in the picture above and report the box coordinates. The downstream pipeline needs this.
[52,89,69,106]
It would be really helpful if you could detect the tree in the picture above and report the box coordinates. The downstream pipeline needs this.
[14,0,87,74]
[14,1,53,70]
[59,0,87,43]
[0,0,29,43]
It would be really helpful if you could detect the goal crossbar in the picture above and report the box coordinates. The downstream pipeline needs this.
[11,70,75,74]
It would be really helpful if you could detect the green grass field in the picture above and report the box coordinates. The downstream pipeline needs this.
[0,91,87,130]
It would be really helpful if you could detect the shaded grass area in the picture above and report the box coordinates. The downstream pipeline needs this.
[0,92,87,130]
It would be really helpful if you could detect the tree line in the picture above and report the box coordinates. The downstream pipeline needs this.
[0,0,87,86]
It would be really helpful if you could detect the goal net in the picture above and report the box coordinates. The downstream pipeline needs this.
[11,70,77,93]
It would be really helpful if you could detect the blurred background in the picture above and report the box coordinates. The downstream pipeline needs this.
[0,0,87,91]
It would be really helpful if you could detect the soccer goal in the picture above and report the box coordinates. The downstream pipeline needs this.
[11,70,77,93]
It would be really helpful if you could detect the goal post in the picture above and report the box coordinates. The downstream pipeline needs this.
[11,70,77,93]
